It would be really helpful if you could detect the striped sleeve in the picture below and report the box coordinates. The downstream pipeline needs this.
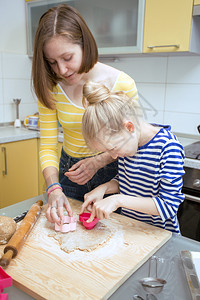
[38,99,59,171]
[153,140,185,222]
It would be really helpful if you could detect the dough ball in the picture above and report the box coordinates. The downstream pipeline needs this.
[0,216,17,244]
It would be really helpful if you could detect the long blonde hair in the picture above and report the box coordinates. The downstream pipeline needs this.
[82,81,140,146]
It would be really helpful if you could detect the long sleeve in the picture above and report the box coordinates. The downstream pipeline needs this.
[38,100,59,171]
[153,140,185,222]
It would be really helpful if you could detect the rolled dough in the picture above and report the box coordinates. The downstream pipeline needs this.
[49,221,113,253]
[0,216,17,244]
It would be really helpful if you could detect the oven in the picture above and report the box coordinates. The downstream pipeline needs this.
[177,141,200,242]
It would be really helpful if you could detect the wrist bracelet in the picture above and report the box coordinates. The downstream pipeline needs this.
[47,186,63,197]
[46,182,61,192]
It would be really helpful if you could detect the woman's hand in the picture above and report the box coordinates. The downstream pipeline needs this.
[46,189,73,224]
[64,156,100,185]
[79,184,107,213]
[85,194,121,222]
[64,152,115,185]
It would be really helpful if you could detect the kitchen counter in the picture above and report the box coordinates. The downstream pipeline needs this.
[1,195,200,300]
[0,126,38,143]
[0,126,63,143]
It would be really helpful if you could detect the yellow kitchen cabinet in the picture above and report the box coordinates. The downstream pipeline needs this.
[194,0,200,5]
[38,140,63,194]
[0,139,38,208]
[143,0,197,53]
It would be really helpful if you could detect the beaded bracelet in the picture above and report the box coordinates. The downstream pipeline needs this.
[47,186,63,198]
[46,182,61,193]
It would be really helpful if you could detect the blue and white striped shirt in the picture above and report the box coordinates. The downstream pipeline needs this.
[116,125,185,234]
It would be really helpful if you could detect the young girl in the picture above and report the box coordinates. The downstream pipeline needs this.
[80,81,185,234]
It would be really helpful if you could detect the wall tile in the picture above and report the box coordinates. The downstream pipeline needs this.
[2,53,32,79]
[0,104,4,122]
[3,78,36,122]
[137,83,165,111]
[20,103,38,121]
[0,79,3,105]
[167,56,200,84]
[4,103,14,123]
[164,111,200,135]
[0,53,2,78]
[3,79,35,105]
[144,110,164,125]
[165,83,200,113]
[106,56,168,83]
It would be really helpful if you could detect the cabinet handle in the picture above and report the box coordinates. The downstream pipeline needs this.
[2,147,7,175]
[148,44,180,49]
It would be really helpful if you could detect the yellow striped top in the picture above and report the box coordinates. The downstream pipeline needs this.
[38,72,138,171]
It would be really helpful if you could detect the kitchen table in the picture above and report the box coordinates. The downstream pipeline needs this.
[1,195,200,300]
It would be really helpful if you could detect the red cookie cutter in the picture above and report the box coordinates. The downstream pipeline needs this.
[0,266,12,300]
[55,216,77,233]
[79,213,99,230]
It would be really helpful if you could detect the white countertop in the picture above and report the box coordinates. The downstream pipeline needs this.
[0,126,39,143]
[0,126,63,143]
[0,126,200,168]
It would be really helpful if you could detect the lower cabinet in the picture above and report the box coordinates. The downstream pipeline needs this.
[0,139,38,208]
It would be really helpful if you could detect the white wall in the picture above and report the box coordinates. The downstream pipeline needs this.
[0,0,27,54]
[0,0,37,123]
[107,55,200,136]
[0,0,200,137]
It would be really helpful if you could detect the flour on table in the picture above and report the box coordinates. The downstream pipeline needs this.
[49,221,113,253]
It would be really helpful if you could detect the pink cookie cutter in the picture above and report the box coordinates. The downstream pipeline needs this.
[0,266,12,300]
[55,216,77,233]
[79,213,99,230]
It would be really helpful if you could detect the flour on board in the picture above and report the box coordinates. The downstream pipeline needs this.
[30,212,124,262]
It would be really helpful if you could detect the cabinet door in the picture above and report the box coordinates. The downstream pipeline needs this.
[26,0,145,56]
[0,139,38,208]
[143,0,193,53]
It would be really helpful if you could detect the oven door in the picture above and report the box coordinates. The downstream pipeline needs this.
[178,192,200,242]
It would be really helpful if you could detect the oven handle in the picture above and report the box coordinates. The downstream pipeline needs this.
[184,193,200,203]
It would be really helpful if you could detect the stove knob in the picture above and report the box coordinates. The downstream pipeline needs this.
[193,179,200,188]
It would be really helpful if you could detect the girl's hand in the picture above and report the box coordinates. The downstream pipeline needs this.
[64,156,100,185]
[79,185,107,214]
[86,194,121,222]
[46,189,73,224]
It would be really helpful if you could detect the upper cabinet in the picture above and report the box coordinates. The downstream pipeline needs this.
[143,0,200,54]
[25,0,200,57]
[25,0,145,57]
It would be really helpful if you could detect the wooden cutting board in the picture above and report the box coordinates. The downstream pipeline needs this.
[0,199,171,300]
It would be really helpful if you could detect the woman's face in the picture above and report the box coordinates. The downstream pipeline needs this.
[43,35,84,85]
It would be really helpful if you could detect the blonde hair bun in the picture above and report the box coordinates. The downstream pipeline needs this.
[83,81,111,106]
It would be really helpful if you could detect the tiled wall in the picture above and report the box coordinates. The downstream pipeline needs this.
[107,55,200,136]
[0,52,37,124]
[0,52,200,136]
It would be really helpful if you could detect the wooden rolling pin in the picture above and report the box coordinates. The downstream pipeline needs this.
[0,200,43,268]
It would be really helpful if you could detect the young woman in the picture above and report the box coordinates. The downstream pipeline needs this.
[80,81,185,234]
[31,4,138,224]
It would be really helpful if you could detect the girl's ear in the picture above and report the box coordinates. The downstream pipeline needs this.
[124,120,135,133]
